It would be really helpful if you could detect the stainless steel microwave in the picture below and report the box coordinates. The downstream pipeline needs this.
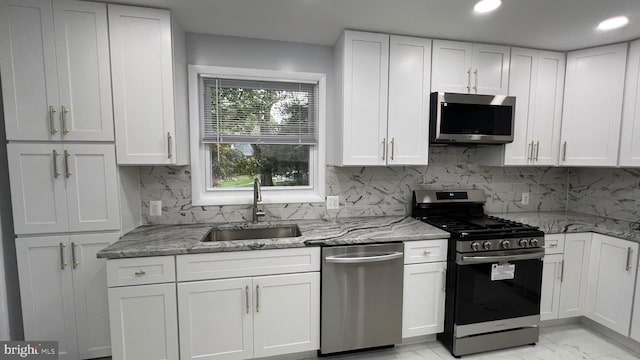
[429,92,516,144]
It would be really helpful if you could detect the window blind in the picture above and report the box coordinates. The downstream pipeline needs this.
[201,77,318,145]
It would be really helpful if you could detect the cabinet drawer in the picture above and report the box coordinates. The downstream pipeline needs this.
[177,247,321,282]
[404,239,448,264]
[545,234,565,255]
[107,256,176,287]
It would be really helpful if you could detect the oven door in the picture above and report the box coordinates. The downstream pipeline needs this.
[453,249,544,326]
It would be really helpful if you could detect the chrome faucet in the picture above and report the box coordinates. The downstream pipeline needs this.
[252,178,266,223]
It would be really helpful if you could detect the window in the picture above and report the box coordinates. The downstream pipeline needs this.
[189,66,326,205]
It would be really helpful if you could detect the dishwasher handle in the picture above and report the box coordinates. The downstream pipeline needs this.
[325,252,403,264]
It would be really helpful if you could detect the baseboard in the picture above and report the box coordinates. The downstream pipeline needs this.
[540,317,580,328]
[580,317,640,355]
[400,334,437,345]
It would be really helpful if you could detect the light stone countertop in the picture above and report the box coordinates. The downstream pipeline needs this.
[493,211,640,242]
[97,216,450,259]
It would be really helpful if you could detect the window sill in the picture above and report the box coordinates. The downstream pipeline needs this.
[192,191,325,206]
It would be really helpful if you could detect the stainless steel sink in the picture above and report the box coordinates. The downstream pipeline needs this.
[201,225,302,242]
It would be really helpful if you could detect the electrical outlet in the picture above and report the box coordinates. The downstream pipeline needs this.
[521,193,530,206]
[326,196,339,210]
[149,201,162,216]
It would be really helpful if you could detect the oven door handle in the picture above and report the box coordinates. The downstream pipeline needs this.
[325,252,403,264]
[457,249,545,265]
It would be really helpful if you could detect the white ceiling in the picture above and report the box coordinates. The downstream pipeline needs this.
[102,0,640,51]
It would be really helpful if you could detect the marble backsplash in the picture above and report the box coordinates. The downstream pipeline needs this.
[567,168,640,223]
[139,146,569,224]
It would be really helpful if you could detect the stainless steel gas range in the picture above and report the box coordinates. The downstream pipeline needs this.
[412,190,545,357]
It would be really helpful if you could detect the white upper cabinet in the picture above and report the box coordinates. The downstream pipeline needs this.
[560,43,627,166]
[432,40,510,95]
[503,48,565,166]
[586,234,638,336]
[8,143,120,235]
[333,30,389,166]
[619,39,640,167]
[331,30,431,166]
[0,0,114,141]
[387,35,431,165]
[109,4,189,165]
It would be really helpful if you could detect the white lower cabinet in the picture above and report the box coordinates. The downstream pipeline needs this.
[178,272,320,360]
[402,239,447,338]
[585,234,638,336]
[402,262,446,337]
[539,233,592,321]
[540,254,563,321]
[630,256,640,342]
[109,283,179,360]
[16,233,116,360]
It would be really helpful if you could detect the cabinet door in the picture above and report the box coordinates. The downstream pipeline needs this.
[505,48,537,165]
[387,35,431,166]
[64,144,120,232]
[529,51,565,166]
[471,44,510,95]
[586,234,638,336]
[71,233,117,359]
[253,272,320,358]
[431,40,473,93]
[630,255,640,341]
[620,39,640,167]
[8,143,68,234]
[177,278,253,360]
[559,233,592,319]
[16,236,78,360]
[0,0,61,140]
[109,283,179,360]
[108,5,176,165]
[340,30,389,165]
[540,254,563,321]
[53,0,114,141]
[560,43,627,166]
[402,262,446,338]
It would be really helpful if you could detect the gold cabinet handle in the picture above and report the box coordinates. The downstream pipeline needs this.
[527,142,533,161]
[422,250,431,256]
[466,68,471,92]
[559,260,565,282]
[473,68,478,93]
[255,284,260,312]
[64,150,72,177]
[562,141,567,162]
[626,248,633,272]
[535,141,540,161]
[61,106,70,134]
[381,138,386,160]
[71,242,79,269]
[49,106,58,134]
[59,243,67,270]
[167,132,173,159]
[52,150,60,178]
[245,286,250,314]
[390,138,395,161]
[441,269,446,291]
[134,270,146,276]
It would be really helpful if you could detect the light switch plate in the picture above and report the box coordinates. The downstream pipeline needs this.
[326,196,339,210]
[521,193,530,206]
[149,201,162,216]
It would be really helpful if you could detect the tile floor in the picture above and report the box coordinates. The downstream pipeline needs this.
[310,324,640,359]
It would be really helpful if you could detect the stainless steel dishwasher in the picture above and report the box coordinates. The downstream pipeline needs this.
[320,243,404,355]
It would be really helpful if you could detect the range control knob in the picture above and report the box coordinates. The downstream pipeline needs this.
[471,242,481,251]
[519,239,530,247]
[530,238,539,247]
[483,241,492,250]
[501,240,511,249]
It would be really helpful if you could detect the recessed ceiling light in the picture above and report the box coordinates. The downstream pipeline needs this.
[474,0,502,14]
[597,16,629,31]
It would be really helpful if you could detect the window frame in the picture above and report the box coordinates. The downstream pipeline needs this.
[188,65,326,206]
